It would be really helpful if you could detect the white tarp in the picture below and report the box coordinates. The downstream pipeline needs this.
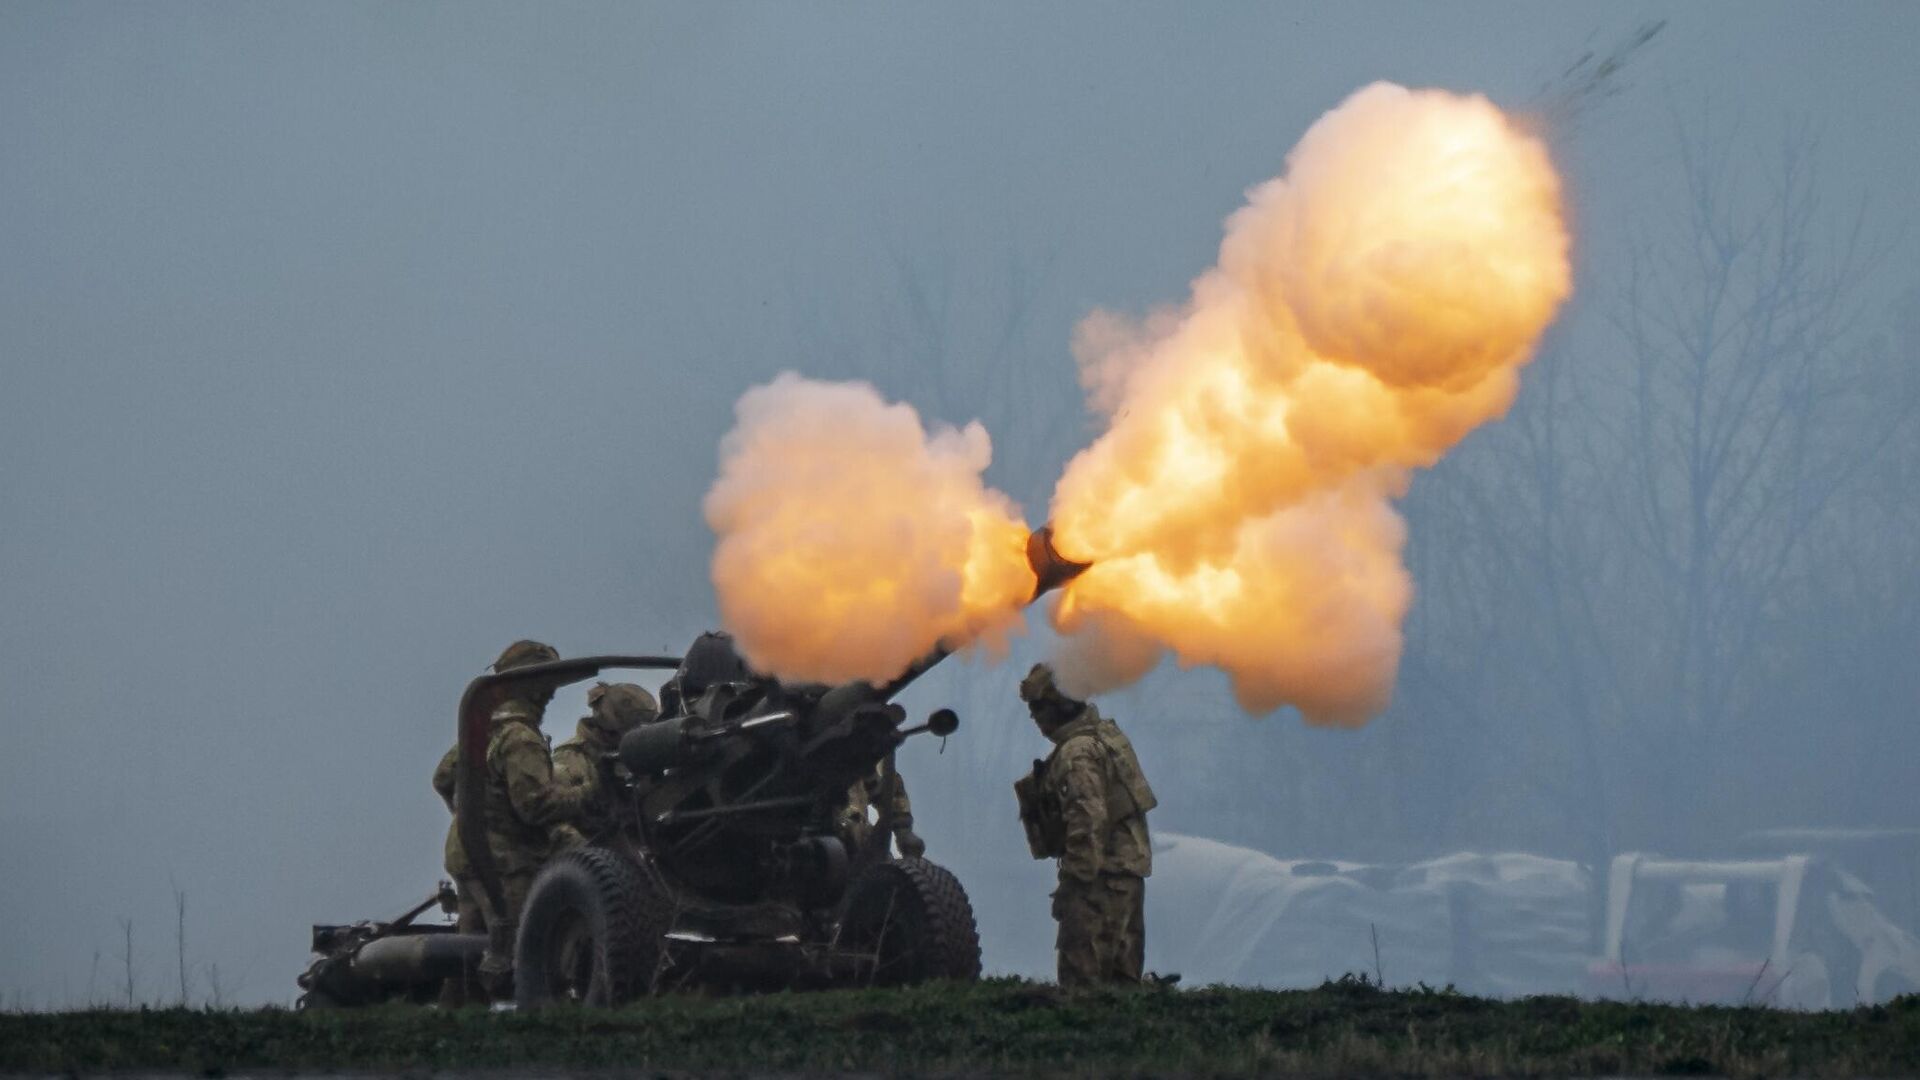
[1145,833,1591,997]
[1143,832,1920,1005]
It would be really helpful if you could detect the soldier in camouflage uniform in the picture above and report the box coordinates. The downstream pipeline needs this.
[838,754,926,863]
[431,639,591,998]
[1014,663,1157,988]
[550,681,658,841]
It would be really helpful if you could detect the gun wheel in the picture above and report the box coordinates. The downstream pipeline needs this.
[836,856,982,986]
[515,847,673,1007]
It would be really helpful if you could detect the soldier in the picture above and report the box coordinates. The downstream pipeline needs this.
[664,629,751,715]
[551,681,659,840]
[1014,662,1157,988]
[431,639,590,998]
[838,754,926,863]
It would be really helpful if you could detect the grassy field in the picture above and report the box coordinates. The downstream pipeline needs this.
[4,977,1917,1077]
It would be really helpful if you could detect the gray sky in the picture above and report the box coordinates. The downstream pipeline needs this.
[3,3,1917,1006]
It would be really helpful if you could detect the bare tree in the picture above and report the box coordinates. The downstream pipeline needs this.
[1388,109,1916,868]
[204,963,228,1010]
[173,883,189,1006]
[118,918,135,1009]
[1603,111,1909,841]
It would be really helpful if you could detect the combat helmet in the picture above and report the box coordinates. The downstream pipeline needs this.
[1018,662,1083,707]
[585,681,660,738]
[493,639,560,672]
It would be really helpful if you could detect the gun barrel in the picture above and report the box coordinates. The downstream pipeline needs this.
[1025,525,1091,600]
[878,524,1090,701]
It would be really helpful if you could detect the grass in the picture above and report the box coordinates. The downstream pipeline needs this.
[3,976,1917,1077]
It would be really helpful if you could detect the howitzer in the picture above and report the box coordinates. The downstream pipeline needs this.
[303,525,1090,1007]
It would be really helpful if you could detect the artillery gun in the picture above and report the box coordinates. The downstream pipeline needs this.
[297,527,1089,1007]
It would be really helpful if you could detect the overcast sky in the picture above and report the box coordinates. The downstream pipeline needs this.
[3,3,1916,1006]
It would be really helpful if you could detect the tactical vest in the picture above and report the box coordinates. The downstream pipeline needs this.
[1086,717,1157,821]
[1017,707,1156,863]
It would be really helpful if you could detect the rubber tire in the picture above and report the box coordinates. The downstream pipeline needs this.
[515,847,672,1007]
[837,857,983,986]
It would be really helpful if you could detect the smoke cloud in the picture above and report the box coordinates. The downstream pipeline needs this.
[1046,82,1571,722]
[703,83,1569,720]
[704,374,1034,684]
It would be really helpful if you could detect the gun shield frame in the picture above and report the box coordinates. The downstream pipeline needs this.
[456,654,682,915]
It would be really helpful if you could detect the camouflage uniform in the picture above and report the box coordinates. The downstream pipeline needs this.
[551,681,658,840]
[435,701,587,901]
[431,640,587,998]
[1016,663,1157,988]
[838,754,925,862]
[432,744,484,941]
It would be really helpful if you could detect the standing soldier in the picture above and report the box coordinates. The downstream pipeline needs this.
[431,639,590,999]
[1014,662,1157,988]
[551,681,659,841]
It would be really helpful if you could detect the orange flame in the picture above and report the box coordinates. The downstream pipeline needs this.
[1046,83,1571,723]
[704,374,1033,685]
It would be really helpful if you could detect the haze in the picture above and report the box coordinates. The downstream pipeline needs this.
[3,3,1916,1006]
